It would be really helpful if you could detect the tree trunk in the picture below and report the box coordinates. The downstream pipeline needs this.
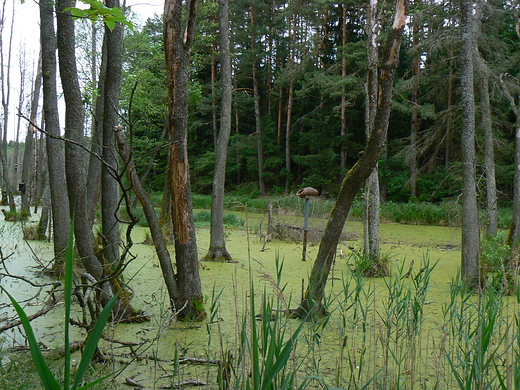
[295,0,407,317]
[56,0,109,294]
[250,6,267,196]
[510,109,520,248]
[86,23,105,225]
[410,13,421,199]
[101,0,123,268]
[164,0,205,320]
[460,0,480,287]
[21,51,42,215]
[508,9,520,249]
[480,75,498,236]
[115,128,179,305]
[0,1,15,212]
[340,4,348,170]
[364,0,380,261]
[204,0,233,262]
[39,0,71,270]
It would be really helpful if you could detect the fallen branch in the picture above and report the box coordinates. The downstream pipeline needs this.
[159,380,207,389]
[0,297,58,333]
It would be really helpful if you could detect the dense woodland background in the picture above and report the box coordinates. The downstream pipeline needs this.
[0,0,517,317]
[3,1,518,206]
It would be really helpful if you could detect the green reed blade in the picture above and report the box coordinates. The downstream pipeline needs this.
[0,286,61,390]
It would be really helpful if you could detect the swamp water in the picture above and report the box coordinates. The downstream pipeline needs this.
[0,208,516,389]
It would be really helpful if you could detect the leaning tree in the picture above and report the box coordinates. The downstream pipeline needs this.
[295,0,408,318]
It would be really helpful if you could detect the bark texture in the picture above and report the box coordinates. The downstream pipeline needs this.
[460,0,480,287]
[39,0,71,268]
[164,0,205,320]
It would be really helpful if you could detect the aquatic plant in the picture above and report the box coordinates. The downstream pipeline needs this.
[0,224,120,390]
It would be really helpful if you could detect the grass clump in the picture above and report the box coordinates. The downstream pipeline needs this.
[350,249,392,277]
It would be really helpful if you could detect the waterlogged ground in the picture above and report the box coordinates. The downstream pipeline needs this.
[1,206,513,389]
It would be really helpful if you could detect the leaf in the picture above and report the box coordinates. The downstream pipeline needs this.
[0,286,61,390]
[71,289,121,390]
[104,19,116,31]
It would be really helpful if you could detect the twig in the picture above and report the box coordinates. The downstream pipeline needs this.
[0,272,61,288]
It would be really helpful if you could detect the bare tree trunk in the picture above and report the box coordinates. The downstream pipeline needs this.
[446,47,455,167]
[115,128,179,305]
[56,0,108,291]
[507,7,520,249]
[410,13,421,199]
[480,75,498,236]
[364,0,380,261]
[460,0,480,287]
[39,0,71,269]
[101,0,123,268]
[21,51,42,214]
[340,4,348,170]
[204,0,232,262]
[164,0,205,320]
[86,22,105,224]
[250,6,266,196]
[296,0,407,317]
[0,0,16,212]
[284,15,297,195]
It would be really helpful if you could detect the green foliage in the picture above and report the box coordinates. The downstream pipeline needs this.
[65,0,133,31]
[193,211,245,228]
[480,232,516,294]
[381,201,461,226]
[0,223,120,390]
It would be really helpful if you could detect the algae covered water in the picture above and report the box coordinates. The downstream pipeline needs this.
[2,207,514,389]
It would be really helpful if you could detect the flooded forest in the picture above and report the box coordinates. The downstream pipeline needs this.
[1,0,520,388]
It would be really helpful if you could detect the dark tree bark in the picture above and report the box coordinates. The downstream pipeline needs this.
[460,0,480,287]
[39,0,71,269]
[203,0,232,262]
[295,0,407,317]
[164,0,205,320]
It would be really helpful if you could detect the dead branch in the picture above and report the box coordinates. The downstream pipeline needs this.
[0,295,59,333]
[159,380,208,389]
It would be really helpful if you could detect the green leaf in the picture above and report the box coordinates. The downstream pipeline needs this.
[71,289,121,390]
[0,286,61,390]
[104,20,116,31]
